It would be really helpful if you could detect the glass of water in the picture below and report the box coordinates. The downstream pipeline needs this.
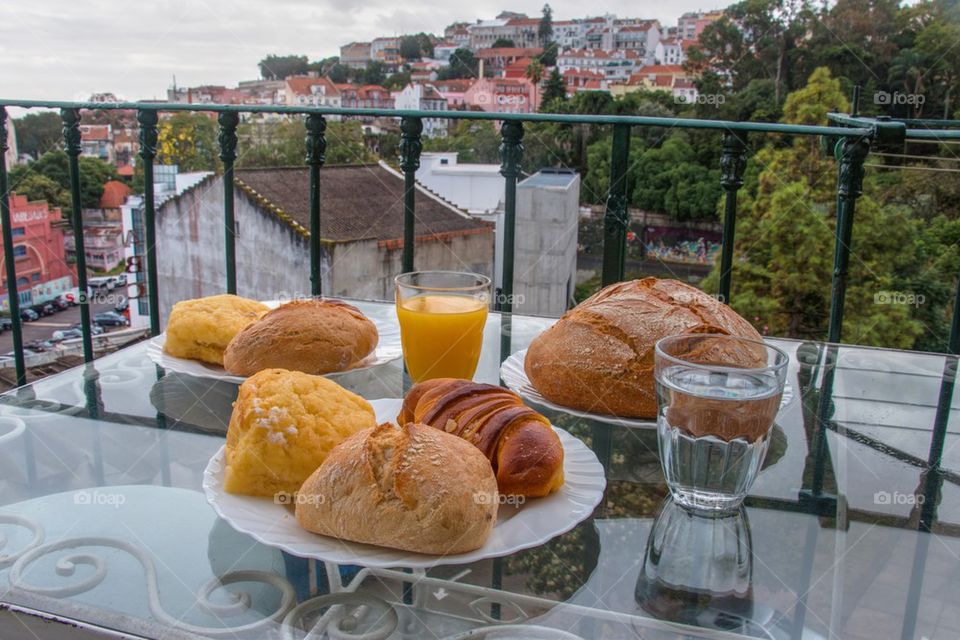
[654,334,788,512]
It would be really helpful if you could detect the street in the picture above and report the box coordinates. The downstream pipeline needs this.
[0,299,126,353]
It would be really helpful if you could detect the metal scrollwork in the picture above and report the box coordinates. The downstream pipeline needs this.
[137,110,158,161]
[217,112,240,164]
[0,513,45,568]
[499,121,525,179]
[9,535,296,636]
[836,136,870,199]
[305,114,327,166]
[281,592,398,640]
[719,132,748,191]
[61,108,82,157]
[399,117,423,173]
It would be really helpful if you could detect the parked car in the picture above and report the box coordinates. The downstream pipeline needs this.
[94,311,129,327]
[70,323,104,335]
[20,309,39,322]
[115,274,128,286]
[52,328,82,342]
[114,299,129,313]
[24,340,54,353]
[38,303,56,316]
[52,297,70,311]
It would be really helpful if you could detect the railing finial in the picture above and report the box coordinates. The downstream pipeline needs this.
[61,108,82,157]
[305,114,327,167]
[137,110,159,160]
[499,121,525,179]
[217,112,240,163]
[720,132,748,191]
[399,117,423,173]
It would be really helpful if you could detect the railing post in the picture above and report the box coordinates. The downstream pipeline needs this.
[305,114,326,296]
[399,117,423,274]
[826,135,870,344]
[499,120,524,363]
[601,123,630,286]
[218,111,239,295]
[718,131,748,304]
[137,109,161,335]
[0,107,26,385]
[62,108,94,363]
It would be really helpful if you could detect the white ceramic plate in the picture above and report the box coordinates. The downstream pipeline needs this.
[146,299,402,384]
[203,398,606,569]
[500,348,795,429]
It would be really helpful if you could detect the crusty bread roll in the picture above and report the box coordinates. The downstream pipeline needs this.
[225,368,376,497]
[398,378,564,498]
[223,299,378,376]
[164,294,269,365]
[524,278,763,419]
[296,422,498,555]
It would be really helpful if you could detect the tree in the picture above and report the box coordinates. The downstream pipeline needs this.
[384,70,412,91]
[400,35,424,60]
[422,121,500,163]
[492,38,516,48]
[526,60,545,111]
[7,174,69,213]
[541,68,567,109]
[8,150,117,212]
[438,48,481,80]
[363,61,387,86]
[538,41,559,67]
[236,119,373,168]
[538,4,554,45]
[157,113,219,172]
[307,56,340,75]
[13,112,62,160]
[258,54,309,80]
[328,64,352,84]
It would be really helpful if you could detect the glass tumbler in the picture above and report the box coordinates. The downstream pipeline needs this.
[654,334,788,511]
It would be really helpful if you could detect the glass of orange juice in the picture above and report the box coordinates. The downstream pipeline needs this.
[395,271,491,382]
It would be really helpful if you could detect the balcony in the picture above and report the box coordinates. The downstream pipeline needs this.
[0,100,959,639]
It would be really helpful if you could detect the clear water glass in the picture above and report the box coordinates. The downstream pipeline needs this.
[654,334,788,512]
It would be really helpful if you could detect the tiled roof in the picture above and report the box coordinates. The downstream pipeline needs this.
[234,165,489,243]
[476,47,543,58]
[434,79,474,92]
[286,75,340,97]
[80,125,111,141]
[638,64,687,75]
[100,180,131,209]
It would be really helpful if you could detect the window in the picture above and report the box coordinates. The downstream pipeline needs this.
[16,277,28,287]
[31,273,40,282]
[12,227,24,237]
[13,245,26,258]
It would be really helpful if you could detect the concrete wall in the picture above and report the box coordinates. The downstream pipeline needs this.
[514,174,581,317]
[416,153,504,214]
[154,175,494,326]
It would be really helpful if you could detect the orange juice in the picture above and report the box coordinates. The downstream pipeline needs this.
[396,294,488,381]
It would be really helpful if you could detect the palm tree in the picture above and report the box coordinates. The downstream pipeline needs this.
[526,59,545,111]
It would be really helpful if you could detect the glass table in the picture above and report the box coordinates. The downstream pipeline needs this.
[0,300,958,639]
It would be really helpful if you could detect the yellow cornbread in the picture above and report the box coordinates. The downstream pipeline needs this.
[224,368,377,497]
[164,294,269,365]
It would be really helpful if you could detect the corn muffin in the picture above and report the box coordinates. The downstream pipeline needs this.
[224,368,377,497]
[164,294,269,365]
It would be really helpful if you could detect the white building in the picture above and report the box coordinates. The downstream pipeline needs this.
[393,84,449,138]
[655,39,686,65]
[416,152,504,215]
[556,49,643,83]
[433,42,459,63]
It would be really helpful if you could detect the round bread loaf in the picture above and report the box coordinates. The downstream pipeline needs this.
[296,422,498,555]
[523,278,763,419]
[224,368,376,497]
[164,294,269,365]
[223,299,378,376]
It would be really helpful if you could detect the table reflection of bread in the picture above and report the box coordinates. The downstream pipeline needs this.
[164,294,269,365]
[398,379,564,498]
[224,369,376,497]
[524,278,763,419]
[223,299,378,376]
[296,422,498,555]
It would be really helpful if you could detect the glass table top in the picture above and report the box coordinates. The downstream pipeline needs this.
[0,300,958,639]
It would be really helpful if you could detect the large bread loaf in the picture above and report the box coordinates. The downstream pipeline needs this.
[523,278,762,419]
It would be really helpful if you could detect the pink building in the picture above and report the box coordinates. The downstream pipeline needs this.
[433,79,475,108]
[463,77,538,114]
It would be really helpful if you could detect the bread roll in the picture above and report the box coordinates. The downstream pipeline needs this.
[223,299,378,376]
[164,294,269,365]
[524,278,763,419]
[224,368,376,497]
[296,422,498,555]
[399,378,564,498]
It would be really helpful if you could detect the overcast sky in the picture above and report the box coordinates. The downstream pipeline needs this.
[0,0,721,106]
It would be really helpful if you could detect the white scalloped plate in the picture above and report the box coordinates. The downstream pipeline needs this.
[146,299,402,384]
[203,398,606,569]
[500,348,795,429]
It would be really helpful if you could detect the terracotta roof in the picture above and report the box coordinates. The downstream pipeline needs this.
[563,69,605,79]
[505,17,540,26]
[640,64,686,75]
[674,79,696,89]
[117,165,134,177]
[476,47,542,59]
[80,125,111,141]
[654,75,673,87]
[100,180,131,209]
[285,75,340,97]
[234,165,490,243]
[434,79,474,92]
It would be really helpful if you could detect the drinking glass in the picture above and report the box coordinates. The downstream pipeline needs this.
[395,271,491,382]
[654,334,788,511]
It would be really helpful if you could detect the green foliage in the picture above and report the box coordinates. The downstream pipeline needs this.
[236,119,373,168]
[8,150,118,212]
[541,67,567,109]
[399,33,435,60]
[157,113,219,172]
[362,62,387,86]
[13,112,62,160]
[437,48,482,81]
[538,41,559,67]
[538,3,554,44]
[383,71,412,91]
[492,38,516,48]
[328,64,351,84]
[422,121,500,164]
[258,54,309,80]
